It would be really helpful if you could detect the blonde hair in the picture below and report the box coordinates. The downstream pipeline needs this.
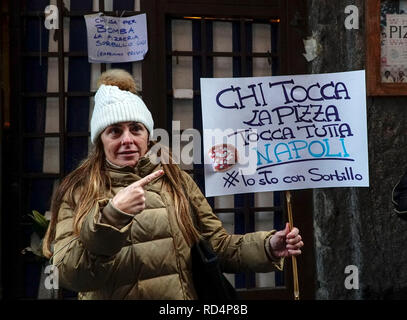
[42,139,109,258]
[157,144,201,246]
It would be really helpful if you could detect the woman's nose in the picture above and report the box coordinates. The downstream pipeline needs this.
[121,130,134,145]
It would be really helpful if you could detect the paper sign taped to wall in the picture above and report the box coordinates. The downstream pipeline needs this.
[84,13,148,63]
[386,14,407,66]
[201,70,369,197]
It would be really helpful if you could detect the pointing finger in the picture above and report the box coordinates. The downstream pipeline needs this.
[133,169,165,188]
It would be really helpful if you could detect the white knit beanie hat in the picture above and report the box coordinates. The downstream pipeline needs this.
[90,84,154,144]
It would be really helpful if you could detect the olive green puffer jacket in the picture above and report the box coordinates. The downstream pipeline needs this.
[52,155,284,300]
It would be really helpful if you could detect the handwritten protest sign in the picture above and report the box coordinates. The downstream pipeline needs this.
[201,70,369,197]
[84,13,148,63]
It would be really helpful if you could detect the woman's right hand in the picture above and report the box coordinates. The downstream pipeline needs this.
[112,169,164,214]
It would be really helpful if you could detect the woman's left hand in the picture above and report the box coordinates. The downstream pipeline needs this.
[269,223,304,258]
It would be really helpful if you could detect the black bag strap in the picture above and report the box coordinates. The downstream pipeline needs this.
[191,238,238,300]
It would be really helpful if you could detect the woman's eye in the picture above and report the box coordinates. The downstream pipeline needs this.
[130,124,142,133]
[109,128,121,135]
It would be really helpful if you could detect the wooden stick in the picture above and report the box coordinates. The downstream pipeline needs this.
[285,190,300,300]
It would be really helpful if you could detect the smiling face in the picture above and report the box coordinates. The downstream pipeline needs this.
[100,121,149,167]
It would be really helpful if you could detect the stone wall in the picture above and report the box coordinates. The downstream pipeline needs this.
[307,0,407,299]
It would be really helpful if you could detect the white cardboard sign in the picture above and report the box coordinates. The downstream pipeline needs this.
[84,13,148,63]
[201,70,369,197]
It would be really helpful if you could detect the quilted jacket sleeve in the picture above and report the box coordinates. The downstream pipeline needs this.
[52,198,137,292]
[182,172,284,273]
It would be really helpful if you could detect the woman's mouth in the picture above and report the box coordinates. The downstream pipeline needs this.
[118,151,138,156]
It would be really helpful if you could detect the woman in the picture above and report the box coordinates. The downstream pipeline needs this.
[43,69,304,300]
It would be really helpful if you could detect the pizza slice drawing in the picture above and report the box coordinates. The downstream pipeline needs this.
[208,144,238,172]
